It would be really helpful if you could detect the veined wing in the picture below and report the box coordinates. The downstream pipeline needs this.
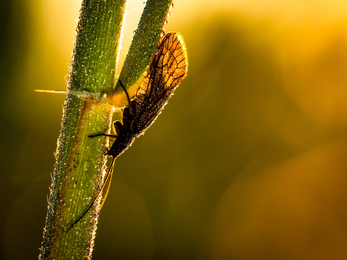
[131,32,188,133]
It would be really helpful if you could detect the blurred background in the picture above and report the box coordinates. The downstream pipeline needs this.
[2,0,347,259]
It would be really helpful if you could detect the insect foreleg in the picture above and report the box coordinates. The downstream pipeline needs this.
[89,133,118,139]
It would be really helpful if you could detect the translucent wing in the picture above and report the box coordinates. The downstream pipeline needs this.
[130,32,188,133]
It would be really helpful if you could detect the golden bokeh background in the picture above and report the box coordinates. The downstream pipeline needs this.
[2,0,347,259]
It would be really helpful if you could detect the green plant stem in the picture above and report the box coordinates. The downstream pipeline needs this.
[114,0,174,97]
[39,1,126,259]
[39,0,173,259]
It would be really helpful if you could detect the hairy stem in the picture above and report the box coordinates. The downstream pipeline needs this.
[39,0,173,259]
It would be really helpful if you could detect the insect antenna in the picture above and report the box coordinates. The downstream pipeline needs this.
[67,156,116,232]
[68,80,132,231]
[88,133,119,139]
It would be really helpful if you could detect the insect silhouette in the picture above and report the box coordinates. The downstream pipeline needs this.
[68,32,188,230]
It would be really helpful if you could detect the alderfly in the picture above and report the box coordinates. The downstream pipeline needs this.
[68,32,188,230]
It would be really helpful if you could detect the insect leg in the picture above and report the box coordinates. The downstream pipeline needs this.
[118,80,132,115]
[89,116,124,140]
[89,133,118,139]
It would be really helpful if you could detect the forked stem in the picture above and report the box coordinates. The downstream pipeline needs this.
[39,0,174,259]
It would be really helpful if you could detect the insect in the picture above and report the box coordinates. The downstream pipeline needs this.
[68,32,188,230]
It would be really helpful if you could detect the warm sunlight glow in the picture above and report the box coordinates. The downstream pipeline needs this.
[5,0,347,259]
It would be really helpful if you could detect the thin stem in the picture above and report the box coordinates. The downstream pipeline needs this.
[40,1,126,259]
[39,0,174,259]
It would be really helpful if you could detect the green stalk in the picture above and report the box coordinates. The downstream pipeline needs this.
[39,0,173,259]
[114,0,174,99]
